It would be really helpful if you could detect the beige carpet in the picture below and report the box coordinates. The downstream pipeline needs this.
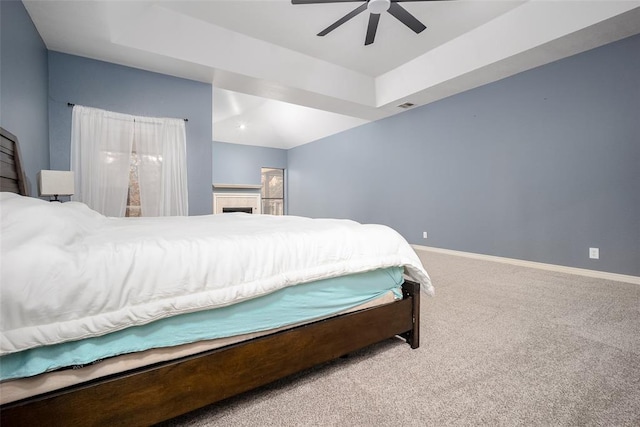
[162,252,640,426]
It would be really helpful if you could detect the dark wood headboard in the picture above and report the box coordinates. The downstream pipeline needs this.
[0,127,28,196]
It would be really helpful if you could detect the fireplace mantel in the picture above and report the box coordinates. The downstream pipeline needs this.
[212,183,262,190]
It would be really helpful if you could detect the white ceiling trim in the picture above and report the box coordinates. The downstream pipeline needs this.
[377,0,640,107]
[22,0,640,149]
[110,3,376,107]
[107,0,640,118]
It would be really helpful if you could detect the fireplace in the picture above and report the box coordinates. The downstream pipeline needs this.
[213,192,261,214]
[222,207,253,214]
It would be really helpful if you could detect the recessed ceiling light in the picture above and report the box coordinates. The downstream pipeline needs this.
[238,123,246,130]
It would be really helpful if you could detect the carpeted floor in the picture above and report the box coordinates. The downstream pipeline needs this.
[162,251,640,426]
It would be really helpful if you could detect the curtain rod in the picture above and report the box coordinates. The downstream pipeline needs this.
[67,103,188,122]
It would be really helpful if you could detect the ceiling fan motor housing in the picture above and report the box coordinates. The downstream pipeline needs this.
[368,0,391,14]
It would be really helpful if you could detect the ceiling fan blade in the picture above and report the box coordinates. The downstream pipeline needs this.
[365,13,381,46]
[292,0,362,4]
[318,3,367,36]
[392,0,454,2]
[388,3,426,34]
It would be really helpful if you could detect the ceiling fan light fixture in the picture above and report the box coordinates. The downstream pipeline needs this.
[367,0,391,15]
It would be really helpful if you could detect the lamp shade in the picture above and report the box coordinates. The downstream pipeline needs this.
[37,170,75,196]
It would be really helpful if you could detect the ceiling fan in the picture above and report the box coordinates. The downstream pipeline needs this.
[292,0,444,46]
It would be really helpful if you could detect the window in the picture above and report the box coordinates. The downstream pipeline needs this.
[71,105,188,217]
[125,143,141,217]
[261,168,284,215]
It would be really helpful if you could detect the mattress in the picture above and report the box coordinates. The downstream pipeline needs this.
[1,267,403,382]
[0,288,398,405]
[1,193,432,356]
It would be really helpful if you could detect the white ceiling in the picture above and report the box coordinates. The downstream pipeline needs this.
[23,0,640,149]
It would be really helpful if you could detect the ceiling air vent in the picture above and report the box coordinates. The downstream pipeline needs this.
[397,102,415,109]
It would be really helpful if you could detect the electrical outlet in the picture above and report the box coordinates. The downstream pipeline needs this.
[423,231,428,239]
[589,247,599,259]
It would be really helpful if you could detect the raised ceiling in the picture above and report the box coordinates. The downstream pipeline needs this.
[23,0,640,149]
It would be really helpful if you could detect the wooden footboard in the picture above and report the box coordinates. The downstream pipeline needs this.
[0,281,420,426]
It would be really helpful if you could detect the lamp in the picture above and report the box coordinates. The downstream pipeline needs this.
[37,170,75,202]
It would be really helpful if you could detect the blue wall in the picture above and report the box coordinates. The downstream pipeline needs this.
[0,0,49,195]
[212,141,288,212]
[288,34,640,277]
[47,52,213,215]
[213,141,287,185]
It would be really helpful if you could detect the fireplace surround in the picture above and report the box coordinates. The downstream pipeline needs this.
[213,192,261,214]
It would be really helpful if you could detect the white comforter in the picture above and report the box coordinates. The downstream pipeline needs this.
[0,193,432,355]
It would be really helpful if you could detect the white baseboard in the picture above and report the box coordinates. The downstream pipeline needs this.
[412,244,640,286]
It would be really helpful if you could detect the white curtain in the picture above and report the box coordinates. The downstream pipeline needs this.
[135,117,188,216]
[71,105,188,217]
[71,106,134,217]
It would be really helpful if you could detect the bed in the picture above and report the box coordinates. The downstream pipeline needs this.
[0,127,432,426]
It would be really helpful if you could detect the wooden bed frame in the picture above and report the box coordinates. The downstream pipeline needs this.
[0,127,421,426]
[0,128,28,195]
